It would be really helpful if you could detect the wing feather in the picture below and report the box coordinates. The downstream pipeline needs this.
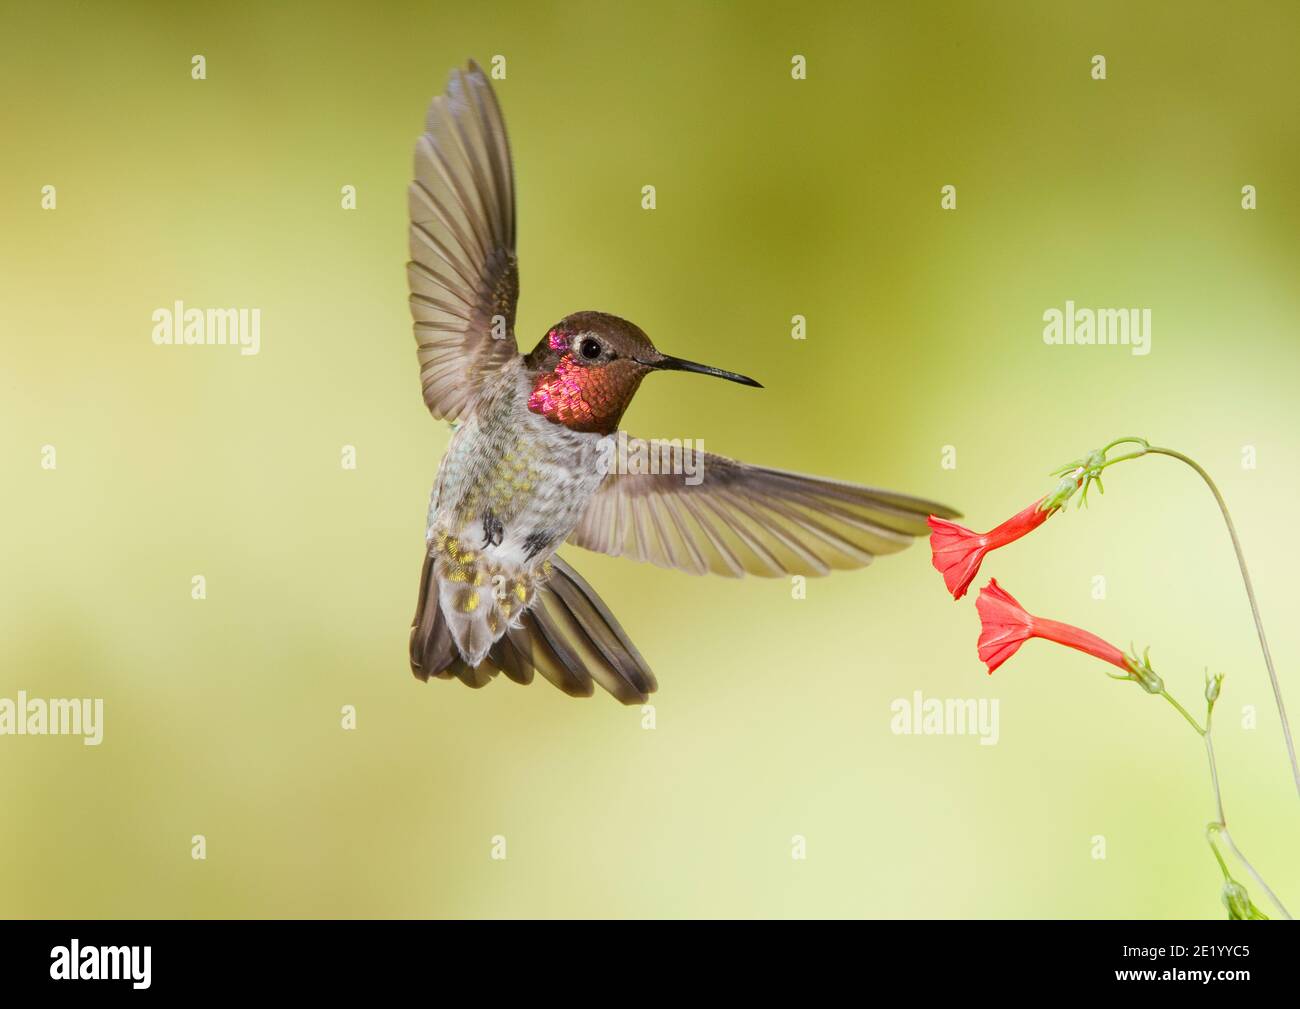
[568,438,960,578]
[407,60,519,423]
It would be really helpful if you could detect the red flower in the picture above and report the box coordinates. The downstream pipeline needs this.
[975,578,1129,675]
[928,498,1053,600]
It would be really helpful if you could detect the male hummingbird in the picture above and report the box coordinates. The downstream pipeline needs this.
[407,61,959,703]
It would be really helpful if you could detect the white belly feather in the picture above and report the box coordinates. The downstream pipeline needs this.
[424,360,609,664]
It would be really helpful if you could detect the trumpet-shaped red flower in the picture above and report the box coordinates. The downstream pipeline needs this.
[928,498,1053,600]
[975,578,1129,675]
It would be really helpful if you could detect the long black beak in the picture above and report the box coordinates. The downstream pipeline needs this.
[644,355,763,388]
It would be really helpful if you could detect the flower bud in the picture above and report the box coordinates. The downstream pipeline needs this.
[1041,469,1084,512]
[1221,879,1268,920]
[1222,881,1250,918]
[1125,649,1164,695]
[1047,444,1140,510]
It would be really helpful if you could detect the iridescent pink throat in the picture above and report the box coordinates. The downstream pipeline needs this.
[527,329,630,435]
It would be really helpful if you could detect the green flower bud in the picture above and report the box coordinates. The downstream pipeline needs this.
[1041,468,1084,512]
[1125,648,1164,695]
[1221,879,1268,920]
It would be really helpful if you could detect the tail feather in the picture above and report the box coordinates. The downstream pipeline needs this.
[492,632,535,686]
[453,661,495,689]
[541,557,656,701]
[513,608,595,698]
[408,550,657,703]
[409,552,458,681]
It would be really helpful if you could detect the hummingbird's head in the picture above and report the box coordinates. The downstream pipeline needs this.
[524,310,761,434]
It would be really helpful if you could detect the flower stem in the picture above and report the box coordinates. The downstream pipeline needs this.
[1051,437,1296,916]
[1095,449,1149,469]
[1160,690,1205,735]
[1099,436,1151,455]
[1206,823,1231,876]
[1156,682,1293,918]
[1144,446,1300,801]
[1208,819,1291,919]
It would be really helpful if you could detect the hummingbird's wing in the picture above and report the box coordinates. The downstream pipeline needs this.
[408,59,519,423]
[568,438,960,577]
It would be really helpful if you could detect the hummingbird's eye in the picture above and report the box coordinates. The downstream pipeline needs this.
[578,337,603,361]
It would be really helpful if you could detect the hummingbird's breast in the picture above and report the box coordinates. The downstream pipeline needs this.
[424,358,611,666]
[428,357,609,574]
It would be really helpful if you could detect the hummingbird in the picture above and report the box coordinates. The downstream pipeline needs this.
[407,60,959,703]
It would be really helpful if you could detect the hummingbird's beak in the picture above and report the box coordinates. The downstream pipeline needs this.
[643,354,763,389]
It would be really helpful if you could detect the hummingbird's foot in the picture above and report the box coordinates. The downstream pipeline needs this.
[522,530,555,561]
[481,513,505,549]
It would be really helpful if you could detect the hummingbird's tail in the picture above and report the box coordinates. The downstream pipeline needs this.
[410,552,657,704]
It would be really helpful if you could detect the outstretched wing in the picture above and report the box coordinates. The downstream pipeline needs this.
[568,438,960,577]
[408,59,519,423]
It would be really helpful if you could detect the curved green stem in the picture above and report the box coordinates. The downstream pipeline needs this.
[1209,821,1291,920]
[1100,436,1151,455]
[1145,446,1300,800]
[1095,450,1150,471]
[1184,687,1291,919]
[1160,690,1205,735]
[1206,824,1232,876]
[1069,438,1295,917]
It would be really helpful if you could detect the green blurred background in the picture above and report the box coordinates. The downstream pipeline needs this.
[2,0,1298,918]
